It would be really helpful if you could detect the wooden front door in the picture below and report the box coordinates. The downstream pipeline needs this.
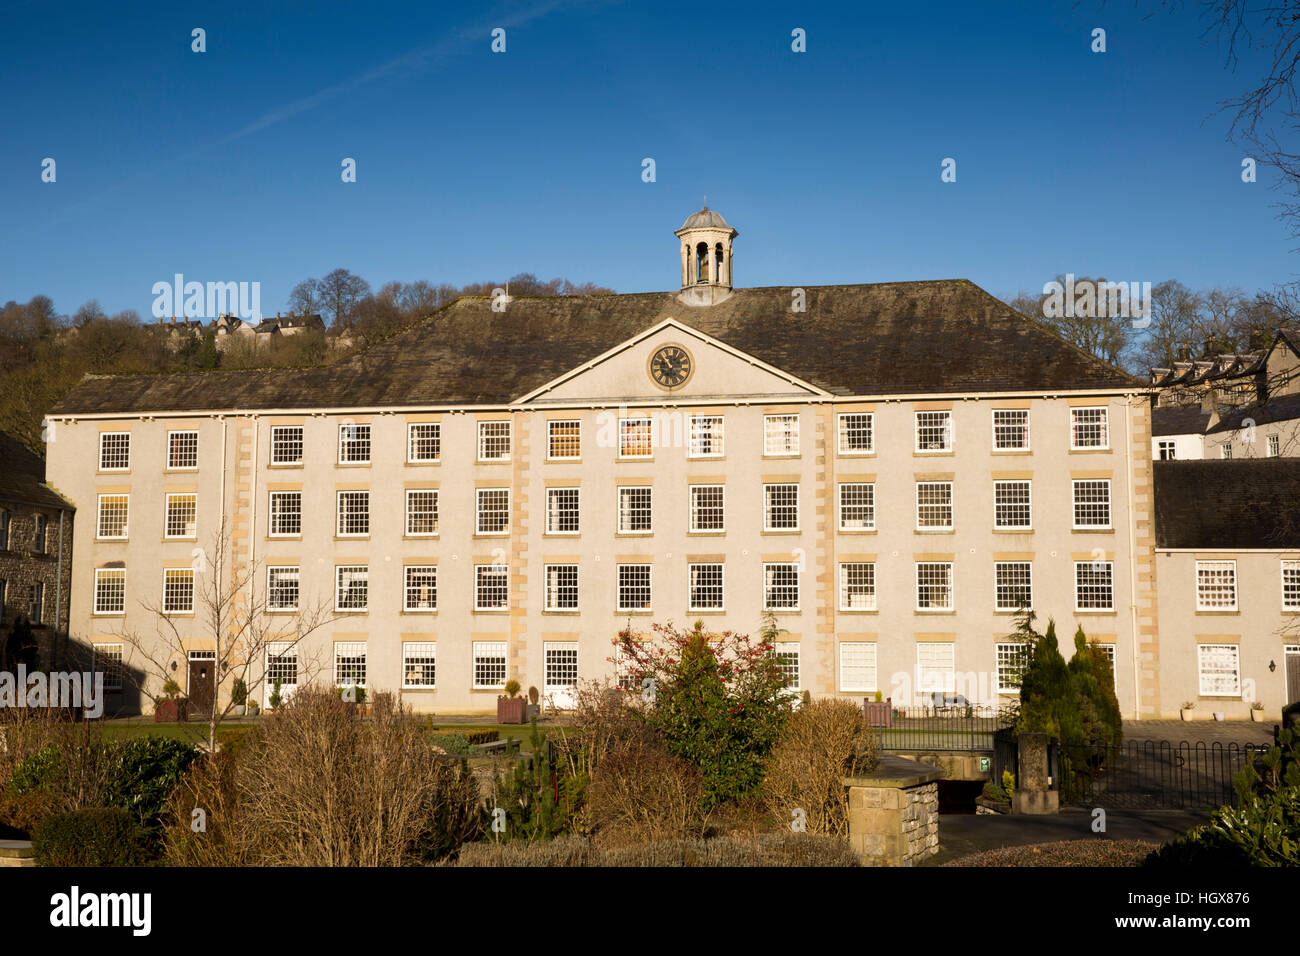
[188,658,215,718]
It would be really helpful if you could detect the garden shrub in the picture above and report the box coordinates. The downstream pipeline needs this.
[32,807,153,867]
[760,697,879,838]
[168,686,482,866]
[489,719,579,841]
[449,832,858,867]
[107,736,200,831]
[464,729,500,746]
[586,739,707,847]
[1013,614,1121,753]
[616,619,791,807]
[1068,628,1123,750]
[432,733,471,755]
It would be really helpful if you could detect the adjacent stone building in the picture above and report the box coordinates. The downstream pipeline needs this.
[0,430,75,671]
[46,208,1189,716]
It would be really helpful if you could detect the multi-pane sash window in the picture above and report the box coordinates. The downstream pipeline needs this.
[99,432,130,470]
[618,486,652,533]
[617,564,652,611]
[915,411,952,452]
[1198,644,1240,697]
[996,643,1029,694]
[267,642,298,690]
[545,564,579,611]
[92,643,124,691]
[774,643,800,690]
[0,512,8,549]
[548,420,581,460]
[1072,480,1111,529]
[406,490,439,535]
[403,642,437,688]
[614,644,642,691]
[764,562,800,610]
[94,568,126,614]
[162,569,194,613]
[269,491,302,536]
[168,430,198,469]
[838,483,875,531]
[689,563,724,610]
[336,565,368,611]
[338,423,371,463]
[1268,434,1281,457]
[97,494,129,539]
[28,582,43,624]
[545,488,580,534]
[1070,407,1109,449]
[478,421,512,461]
[545,642,579,691]
[267,566,299,611]
[404,565,437,611]
[993,481,1031,529]
[336,491,370,536]
[1195,560,1237,610]
[688,415,725,457]
[1157,440,1176,460]
[916,482,953,530]
[1221,444,1233,460]
[407,422,441,462]
[34,515,47,553]
[764,414,799,455]
[619,417,653,458]
[271,425,304,464]
[837,413,874,454]
[1283,560,1300,610]
[764,483,799,531]
[335,642,367,688]
[475,564,509,610]
[994,562,1033,612]
[165,494,197,538]
[1094,643,1118,692]
[473,642,507,688]
[690,485,725,532]
[476,488,510,534]
[916,562,954,611]
[917,643,956,697]
[992,409,1030,450]
[1074,560,1114,611]
[838,562,876,610]
[840,642,877,692]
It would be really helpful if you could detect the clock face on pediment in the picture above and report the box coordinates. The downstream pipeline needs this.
[647,343,694,390]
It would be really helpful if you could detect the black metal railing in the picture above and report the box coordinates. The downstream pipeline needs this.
[868,704,1016,753]
[1055,740,1268,810]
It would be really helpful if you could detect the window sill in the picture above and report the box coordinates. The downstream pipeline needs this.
[267,535,303,541]
[406,460,441,466]
[615,532,654,537]
[542,532,581,538]
[267,462,303,469]
[334,610,369,615]
[473,533,511,538]
[837,608,878,615]
[402,687,437,692]
[990,449,1031,455]
[401,609,438,615]
[543,610,581,615]
[762,529,801,535]
[616,610,654,616]
[836,452,876,459]
[838,528,877,534]
[333,536,371,542]
[95,538,129,544]
[1075,610,1118,616]
[1071,527,1114,533]
[546,458,582,464]
[688,609,726,615]
[265,609,300,615]
[1068,448,1112,454]
[992,528,1033,534]
[1194,609,1240,615]
[688,530,726,536]
[914,609,956,615]
[335,462,372,467]
[472,609,510,615]
[913,451,954,456]
[403,534,440,540]
[162,537,199,543]
[762,454,801,460]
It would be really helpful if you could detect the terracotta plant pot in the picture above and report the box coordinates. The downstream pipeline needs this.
[1251,709,1266,722]
[1180,708,1195,721]
[154,698,188,723]
[497,696,527,724]
[863,698,893,728]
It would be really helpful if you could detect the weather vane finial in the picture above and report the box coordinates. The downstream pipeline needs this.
[703,194,707,206]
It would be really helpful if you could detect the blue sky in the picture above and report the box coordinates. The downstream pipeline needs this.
[1,0,1294,318]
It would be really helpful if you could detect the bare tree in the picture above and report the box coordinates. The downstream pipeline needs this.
[316,268,371,328]
[118,516,337,751]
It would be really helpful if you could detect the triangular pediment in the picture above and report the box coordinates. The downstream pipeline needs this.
[514,319,830,405]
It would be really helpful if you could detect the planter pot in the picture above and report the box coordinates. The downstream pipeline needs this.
[154,698,188,723]
[1180,709,1195,721]
[863,698,893,728]
[526,703,541,720]
[1251,709,1267,722]
[232,705,246,717]
[497,697,527,724]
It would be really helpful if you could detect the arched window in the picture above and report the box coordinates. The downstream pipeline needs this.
[695,242,710,283]
[715,243,726,284]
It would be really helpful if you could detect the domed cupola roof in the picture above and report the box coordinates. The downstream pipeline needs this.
[679,205,731,230]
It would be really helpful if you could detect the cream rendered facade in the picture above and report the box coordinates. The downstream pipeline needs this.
[47,317,1167,717]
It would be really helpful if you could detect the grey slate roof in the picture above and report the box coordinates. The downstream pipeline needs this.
[1152,405,1212,437]
[49,281,1142,416]
[1207,393,1300,434]
[0,431,74,511]
[679,206,732,231]
[1154,460,1300,549]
